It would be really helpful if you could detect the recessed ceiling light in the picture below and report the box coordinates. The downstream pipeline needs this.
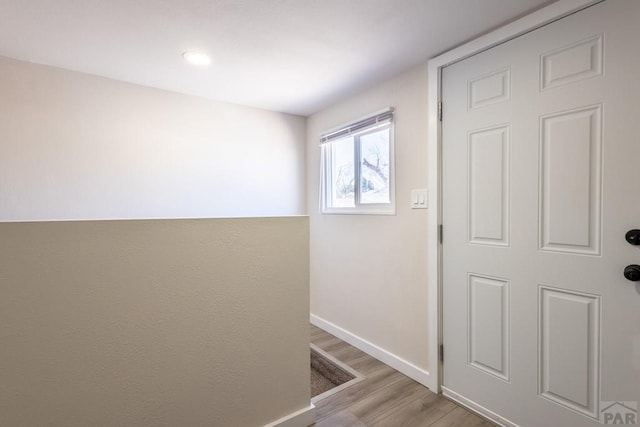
[183,51,211,66]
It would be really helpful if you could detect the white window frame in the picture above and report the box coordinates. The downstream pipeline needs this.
[320,108,395,215]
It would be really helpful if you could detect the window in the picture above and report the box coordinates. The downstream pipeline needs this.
[320,108,395,214]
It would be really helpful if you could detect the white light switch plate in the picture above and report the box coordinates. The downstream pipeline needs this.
[411,189,428,209]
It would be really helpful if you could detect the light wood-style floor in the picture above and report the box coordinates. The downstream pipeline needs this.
[310,325,494,427]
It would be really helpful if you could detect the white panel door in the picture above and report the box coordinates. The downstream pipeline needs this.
[442,1,640,426]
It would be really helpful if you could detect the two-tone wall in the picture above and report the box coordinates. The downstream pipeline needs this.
[0,57,312,426]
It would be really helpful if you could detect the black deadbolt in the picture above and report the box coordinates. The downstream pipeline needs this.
[625,229,640,245]
[624,265,640,281]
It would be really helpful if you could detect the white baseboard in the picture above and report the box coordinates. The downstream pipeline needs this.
[442,386,519,427]
[310,314,431,389]
[263,404,315,427]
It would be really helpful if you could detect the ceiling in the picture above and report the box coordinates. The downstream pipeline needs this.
[0,0,554,116]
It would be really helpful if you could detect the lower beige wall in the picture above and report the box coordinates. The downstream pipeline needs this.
[0,217,311,427]
[307,64,430,381]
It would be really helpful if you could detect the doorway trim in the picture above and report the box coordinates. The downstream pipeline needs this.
[425,0,603,393]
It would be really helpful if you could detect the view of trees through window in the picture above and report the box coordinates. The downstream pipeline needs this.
[330,137,355,207]
[359,128,390,204]
[328,126,391,209]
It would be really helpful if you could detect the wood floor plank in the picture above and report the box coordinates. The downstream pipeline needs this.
[351,377,434,425]
[313,408,367,427]
[313,336,345,350]
[330,345,369,362]
[314,368,405,420]
[309,324,496,427]
[370,392,454,427]
[428,406,494,427]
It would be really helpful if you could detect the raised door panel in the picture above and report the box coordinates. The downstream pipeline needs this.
[539,286,600,419]
[468,68,511,110]
[468,274,510,381]
[540,34,603,91]
[468,125,510,246]
[539,105,602,255]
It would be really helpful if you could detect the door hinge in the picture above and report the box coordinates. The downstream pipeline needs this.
[439,224,443,244]
[439,344,444,362]
[438,101,443,121]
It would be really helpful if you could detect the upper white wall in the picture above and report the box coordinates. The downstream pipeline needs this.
[307,64,430,375]
[0,56,306,221]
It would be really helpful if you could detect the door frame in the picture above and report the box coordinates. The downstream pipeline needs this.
[425,0,604,393]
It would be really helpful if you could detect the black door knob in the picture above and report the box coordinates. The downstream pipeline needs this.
[624,265,640,281]
[626,229,640,245]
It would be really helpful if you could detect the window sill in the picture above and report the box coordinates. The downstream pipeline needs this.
[321,206,396,216]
